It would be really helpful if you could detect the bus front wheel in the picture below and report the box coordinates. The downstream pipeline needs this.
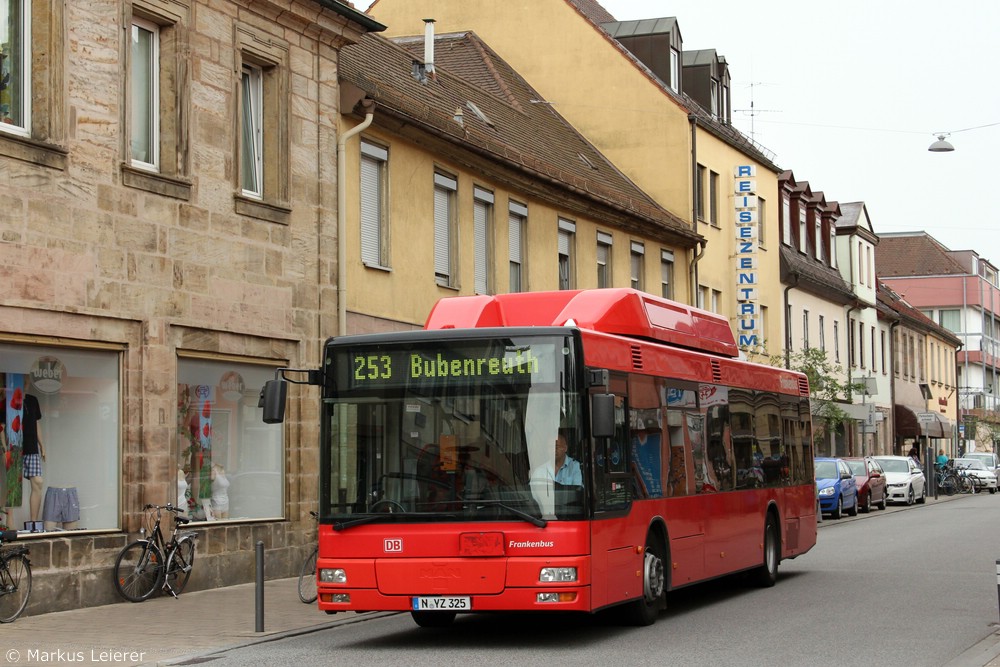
[625,533,666,626]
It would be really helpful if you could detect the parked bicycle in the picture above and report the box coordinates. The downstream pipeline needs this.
[0,529,31,623]
[297,511,318,604]
[937,463,974,496]
[113,504,198,602]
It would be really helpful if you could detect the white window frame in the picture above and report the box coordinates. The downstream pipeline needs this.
[473,187,494,295]
[782,195,792,246]
[660,249,674,299]
[630,241,645,291]
[508,201,527,293]
[558,218,576,290]
[130,17,160,171]
[360,140,388,268]
[434,172,458,287]
[798,207,807,253]
[0,0,31,136]
[240,64,264,198]
[597,231,613,289]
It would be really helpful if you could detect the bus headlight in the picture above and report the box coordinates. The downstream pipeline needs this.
[320,568,347,584]
[539,567,577,582]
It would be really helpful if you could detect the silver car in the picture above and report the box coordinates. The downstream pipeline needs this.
[953,458,998,494]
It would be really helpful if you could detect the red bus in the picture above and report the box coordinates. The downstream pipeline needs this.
[261,288,816,627]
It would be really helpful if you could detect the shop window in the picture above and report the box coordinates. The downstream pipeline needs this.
[1,343,121,533]
[176,357,283,521]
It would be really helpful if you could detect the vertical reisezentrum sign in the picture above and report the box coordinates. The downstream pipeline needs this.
[734,165,759,348]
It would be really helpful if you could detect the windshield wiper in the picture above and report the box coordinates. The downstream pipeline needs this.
[332,512,459,531]
[467,499,547,527]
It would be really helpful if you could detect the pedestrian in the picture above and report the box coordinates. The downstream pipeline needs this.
[907,446,920,466]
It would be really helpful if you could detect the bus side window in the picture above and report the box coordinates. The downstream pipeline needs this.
[595,389,630,512]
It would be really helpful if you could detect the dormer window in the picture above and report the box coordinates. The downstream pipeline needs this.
[798,207,807,253]
[814,211,823,261]
[670,47,680,92]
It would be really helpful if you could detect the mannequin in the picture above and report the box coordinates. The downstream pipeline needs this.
[20,392,45,524]
[210,463,229,520]
[176,465,189,516]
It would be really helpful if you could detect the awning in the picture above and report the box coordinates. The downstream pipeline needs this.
[896,405,953,438]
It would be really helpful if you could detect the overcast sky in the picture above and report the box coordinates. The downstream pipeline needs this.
[361,1,1000,266]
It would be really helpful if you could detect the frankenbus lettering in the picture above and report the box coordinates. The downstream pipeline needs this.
[508,540,554,548]
[409,350,539,380]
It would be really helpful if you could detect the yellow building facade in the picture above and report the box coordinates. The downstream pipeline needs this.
[369,0,784,356]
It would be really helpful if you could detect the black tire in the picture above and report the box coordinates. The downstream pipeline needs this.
[941,476,957,496]
[624,532,666,626]
[877,488,887,510]
[847,493,859,516]
[860,492,871,513]
[751,514,780,587]
[0,553,32,623]
[113,540,164,602]
[916,484,927,504]
[165,538,195,595]
[298,547,318,604]
[990,488,997,494]
[906,486,915,505]
[830,496,843,520]
[411,611,457,628]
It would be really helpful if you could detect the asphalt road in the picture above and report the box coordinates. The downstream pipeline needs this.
[199,492,1000,667]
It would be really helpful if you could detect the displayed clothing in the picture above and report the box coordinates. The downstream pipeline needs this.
[211,468,230,513]
[43,487,80,523]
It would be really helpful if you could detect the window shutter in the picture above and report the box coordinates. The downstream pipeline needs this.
[360,155,380,265]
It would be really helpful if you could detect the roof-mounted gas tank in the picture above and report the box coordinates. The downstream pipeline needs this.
[424,288,738,358]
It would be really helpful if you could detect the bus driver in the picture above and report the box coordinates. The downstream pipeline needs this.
[532,430,583,486]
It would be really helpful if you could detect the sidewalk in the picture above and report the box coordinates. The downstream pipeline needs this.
[0,577,385,666]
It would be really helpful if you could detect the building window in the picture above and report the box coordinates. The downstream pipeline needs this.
[814,212,823,261]
[881,330,887,374]
[669,47,680,92]
[802,310,810,350]
[757,196,766,247]
[848,317,856,367]
[240,64,263,197]
[834,320,841,363]
[1,342,122,532]
[473,187,494,295]
[893,329,900,377]
[711,289,722,314]
[798,207,807,253]
[0,0,29,131]
[859,320,866,369]
[698,285,708,310]
[130,18,158,170]
[696,164,706,221]
[558,218,576,290]
[709,171,719,226]
[434,171,458,287]
[508,201,527,292]
[782,195,792,246]
[360,141,388,268]
[819,315,826,352]
[857,241,864,286]
[660,249,674,299]
[871,326,876,371]
[234,25,290,219]
[829,225,837,268]
[630,241,645,291]
[938,309,961,332]
[177,357,284,522]
[597,231,613,289]
[866,246,873,288]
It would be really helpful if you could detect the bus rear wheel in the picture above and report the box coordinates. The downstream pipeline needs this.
[411,610,456,628]
[625,533,666,626]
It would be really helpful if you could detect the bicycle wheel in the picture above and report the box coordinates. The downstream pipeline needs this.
[960,475,975,494]
[0,554,32,623]
[165,538,196,595]
[298,547,318,604]
[113,540,164,602]
[940,475,957,496]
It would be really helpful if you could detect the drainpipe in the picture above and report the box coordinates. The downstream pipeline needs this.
[337,100,375,338]
[783,273,799,369]
[844,300,862,456]
[688,114,701,306]
[889,318,900,454]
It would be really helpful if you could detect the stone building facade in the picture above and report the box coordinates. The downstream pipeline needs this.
[0,0,382,615]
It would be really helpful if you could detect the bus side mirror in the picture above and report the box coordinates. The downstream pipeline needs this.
[592,393,615,439]
[260,379,288,424]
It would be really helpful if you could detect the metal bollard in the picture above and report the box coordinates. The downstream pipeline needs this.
[256,540,265,632]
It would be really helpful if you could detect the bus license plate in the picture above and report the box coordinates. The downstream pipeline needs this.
[412,596,471,611]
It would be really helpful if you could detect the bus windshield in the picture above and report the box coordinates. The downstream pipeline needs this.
[321,334,585,524]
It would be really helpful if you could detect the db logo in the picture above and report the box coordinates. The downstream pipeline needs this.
[384,538,403,552]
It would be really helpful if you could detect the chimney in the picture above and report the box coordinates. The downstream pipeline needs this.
[423,19,436,77]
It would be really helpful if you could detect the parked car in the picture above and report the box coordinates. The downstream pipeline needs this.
[815,457,859,519]
[843,456,888,512]
[952,458,998,493]
[962,451,1000,478]
[873,455,927,505]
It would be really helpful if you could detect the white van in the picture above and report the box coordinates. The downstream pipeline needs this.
[964,451,1000,477]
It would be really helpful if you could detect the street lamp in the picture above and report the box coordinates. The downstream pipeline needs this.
[928,134,954,152]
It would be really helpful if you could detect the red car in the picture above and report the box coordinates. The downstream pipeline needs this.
[843,456,888,512]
